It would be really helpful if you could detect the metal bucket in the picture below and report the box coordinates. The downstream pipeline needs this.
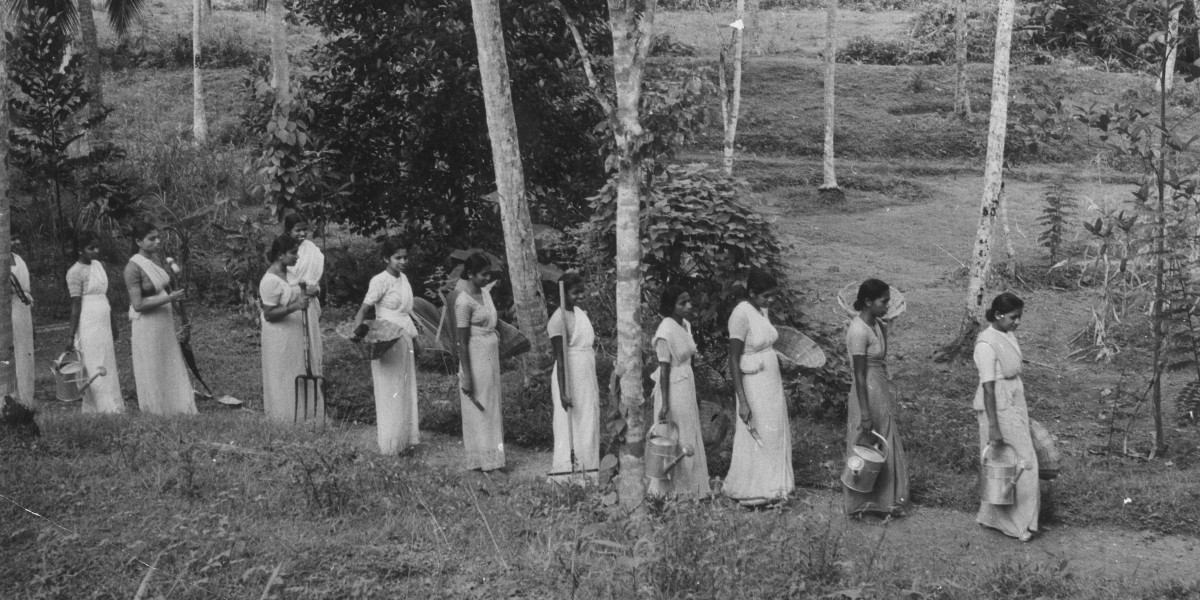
[980,444,1026,505]
[52,352,88,402]
[841,430,889,493]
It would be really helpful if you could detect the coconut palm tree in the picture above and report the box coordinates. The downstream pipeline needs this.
[8,0,149,134]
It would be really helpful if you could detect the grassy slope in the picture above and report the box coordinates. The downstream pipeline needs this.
[5,4,1200,599]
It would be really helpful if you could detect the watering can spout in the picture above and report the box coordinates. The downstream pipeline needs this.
[664,445,694,474]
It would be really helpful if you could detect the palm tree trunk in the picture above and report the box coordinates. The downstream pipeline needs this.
[720,0,745,177]
[0,9,17,402]
[957,0,1015,343]
[953,0,971,118]
[609,0,657,511]
[77,0,107,140]
[469,0,552,373]
[268,0,290,106]
[192,0,208,145]
[820,0,838,191]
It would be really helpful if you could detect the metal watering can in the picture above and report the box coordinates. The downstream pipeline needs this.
[52,351,107,402]
[841,430,889,493]
[646,421,694,488]
[980,443,1029,505]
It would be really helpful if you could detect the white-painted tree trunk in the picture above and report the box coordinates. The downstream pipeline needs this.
[469,0,552,371]
[1159,9,1179,94]
[608,0,657,511]
[960,0,1015,336]
[268,0,291,106]
[820,0,838,190]
[192,0,208,145]
[953,0,971,118]
[720,0,745,177]
[998,185,1016,278]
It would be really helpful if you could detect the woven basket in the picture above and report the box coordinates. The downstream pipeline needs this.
[699,401,732,447]
[1029,418,1060,480]
[836,283,907,321]
[497,320,531,360]
[774,326,827,368]
[411,297,456,355]
[336,320,402,361]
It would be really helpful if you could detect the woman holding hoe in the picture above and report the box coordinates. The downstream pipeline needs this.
[457,252,505,472]
[547,271,600,484]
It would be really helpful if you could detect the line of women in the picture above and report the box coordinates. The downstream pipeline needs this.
[57,219,1039,538]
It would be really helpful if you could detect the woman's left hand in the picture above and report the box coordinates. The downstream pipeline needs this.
[305,284,321,297]
[178,323,191,344]
[739,406,753,427]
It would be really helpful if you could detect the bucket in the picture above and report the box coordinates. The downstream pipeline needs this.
[52,351,89,402]
[841,430,889,493]
[980,444,1026,505]
[646,421,679,481]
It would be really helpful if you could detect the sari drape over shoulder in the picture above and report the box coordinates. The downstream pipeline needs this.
[973,325,1038,539]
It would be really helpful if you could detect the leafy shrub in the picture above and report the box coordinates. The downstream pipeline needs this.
[659,0,923,9]
[1037,182,1077,263]
[908,0,1042,64]
[1027,0,1196,71]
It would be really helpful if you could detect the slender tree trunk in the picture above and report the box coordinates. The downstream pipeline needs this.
[1160,9,1179,94]
[1151,32,1173,456]
[192,0,208,145]
[0,9,17,403]
[720,0,745,177]
[820,0,839,191]
[268,0,290,106]
[955,0,1015,346]
[954,0,972,119]
[747,0,762,56]
[609,0,657,511]
[1194,0,1200,54]
[469,0,552,373]
[77,0,107,139]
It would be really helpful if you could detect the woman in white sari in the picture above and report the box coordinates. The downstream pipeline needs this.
[10,232,34,406]
[651,285,710,497]
[351,238,419,454]
[457,252,505,471]
[283,213,323,377]
[547,272,600,484]
[260,235,312,423]
[123,222,195,416]
[724,269,794,506]
[66,233,123,413]
[974,292,1038,542]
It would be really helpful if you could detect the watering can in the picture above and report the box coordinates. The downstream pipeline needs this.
[646,421,694,490]
[52,351,107,402]
[980,443,1029,505]
[841,430,889,493]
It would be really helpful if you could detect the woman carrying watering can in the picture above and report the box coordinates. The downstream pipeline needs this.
[724,268,795,507]
[844,278,909,517]
[650,285,710,497]
[66,232,124,414]
[974,292,1038,542]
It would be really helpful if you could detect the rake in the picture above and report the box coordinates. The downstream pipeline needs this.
[295,283,326,424]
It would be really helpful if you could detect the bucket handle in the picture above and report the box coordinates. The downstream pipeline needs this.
[51,349,82,375]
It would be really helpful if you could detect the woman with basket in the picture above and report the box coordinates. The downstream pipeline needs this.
[66,232,124,413]
[724,269,794,506]
[844,278,909,517]
[350,238,420,454]
[259,235,311,423]
[651,285,710,497]
[547,271,600,484]
[283,213,324,379]
[124,222,196,416]
[457,252,505,472]
[974,292,1038,542]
